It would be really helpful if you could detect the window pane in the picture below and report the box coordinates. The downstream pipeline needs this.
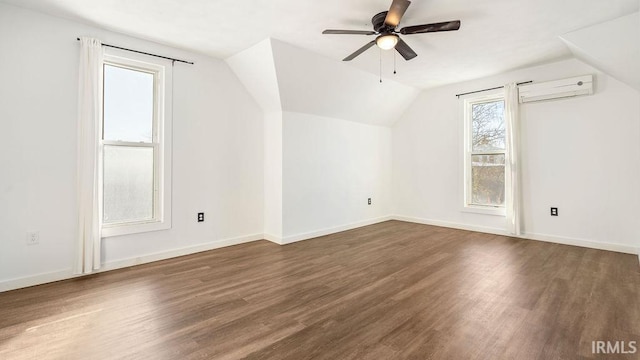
[103,65,154,142]
[472,100,505,152]
[471,154,505,206]
[103,146,154,223]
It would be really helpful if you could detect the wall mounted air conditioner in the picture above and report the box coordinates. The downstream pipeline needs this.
[518,75,593,103]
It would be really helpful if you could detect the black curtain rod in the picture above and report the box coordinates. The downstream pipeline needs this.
[455,81,532,98]
[76,38,194,65]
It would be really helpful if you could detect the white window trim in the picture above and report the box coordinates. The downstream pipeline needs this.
[100,51,172,237]
[462,92,507,217]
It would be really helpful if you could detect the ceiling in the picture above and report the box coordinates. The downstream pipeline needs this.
[2,0,638,89]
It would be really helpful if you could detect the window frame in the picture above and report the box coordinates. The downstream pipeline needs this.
[462,92,507,216]
[100,52,172,237]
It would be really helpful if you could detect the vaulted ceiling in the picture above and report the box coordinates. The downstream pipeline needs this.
[1,0,638,89]
[227,39,420,125]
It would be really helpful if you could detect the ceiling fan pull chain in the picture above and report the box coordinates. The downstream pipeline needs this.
[379,48,383,83]
[394,51,397,74]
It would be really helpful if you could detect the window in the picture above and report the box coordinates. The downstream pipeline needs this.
[101,53,172,237]
[463,94,506,215]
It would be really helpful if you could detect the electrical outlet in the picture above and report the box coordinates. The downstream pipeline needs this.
[26,231,39,245]
[197,213,204,222]
[368,198,372,205]
[550,207,558,216]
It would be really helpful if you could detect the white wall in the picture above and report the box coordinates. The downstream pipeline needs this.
[393,58,640,252]
[0,3,264,289]
[227,38,399,243]
[263,112,283,240]
[282,112,392,242]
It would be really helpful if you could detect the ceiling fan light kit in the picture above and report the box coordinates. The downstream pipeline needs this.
[376,34,399,50]
[322,0,461,62]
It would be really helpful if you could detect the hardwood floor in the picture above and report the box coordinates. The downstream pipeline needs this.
[1,221,639,359]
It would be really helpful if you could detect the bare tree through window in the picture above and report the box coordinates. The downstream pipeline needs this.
[470,100,505,206]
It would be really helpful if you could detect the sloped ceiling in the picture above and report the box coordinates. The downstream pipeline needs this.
[560,12,640,92]
[227,38,419,126]
[1,0,638,89]
[226,39,282,113]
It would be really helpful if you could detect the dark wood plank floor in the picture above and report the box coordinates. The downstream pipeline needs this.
[1,221,639,359]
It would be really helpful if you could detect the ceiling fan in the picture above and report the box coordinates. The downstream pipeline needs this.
[322,0,461,61]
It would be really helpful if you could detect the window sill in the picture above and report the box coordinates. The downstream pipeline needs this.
[462,205,506,217]
[102,220,171,238]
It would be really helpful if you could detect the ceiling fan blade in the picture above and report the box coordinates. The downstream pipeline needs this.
[384,0,411,27]
[395,38,417,60]
[400,20,461,35]
[343,40,377,61]
[322,29,377,35]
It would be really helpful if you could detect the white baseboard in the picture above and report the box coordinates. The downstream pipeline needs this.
[393,215,509,237]
[3,216,637,293]
[0,269,77,294]
[520,232,638,255]
[99,233,263,272]
[0,233,263,293]
[393,215,639,255]
[263,233,283,245]
[280,216,393,245]
[1,217,392,292]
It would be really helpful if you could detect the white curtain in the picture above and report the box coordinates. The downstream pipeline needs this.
[75,37,103,274]
[504,83,522,235]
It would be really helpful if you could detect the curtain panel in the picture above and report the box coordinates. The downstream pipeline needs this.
[504,82,522,235]
[75,37,103,274]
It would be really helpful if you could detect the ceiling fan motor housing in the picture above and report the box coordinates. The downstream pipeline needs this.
[372,11,393,33]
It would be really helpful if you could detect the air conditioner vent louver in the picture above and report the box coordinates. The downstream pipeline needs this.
[519,75,593,103]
